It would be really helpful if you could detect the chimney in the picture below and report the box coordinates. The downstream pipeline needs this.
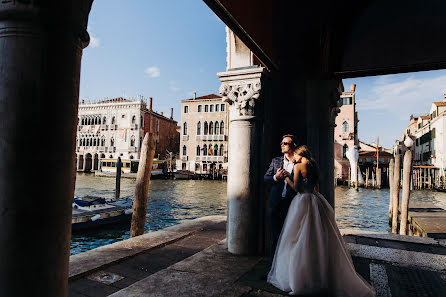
[170,108,173,119]
[193,92,196,100]
[149,97,153,111]
[350,84,356,92]
[161,112,163,116]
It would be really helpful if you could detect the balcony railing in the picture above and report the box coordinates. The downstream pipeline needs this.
[181,155,188,161]
[130,124,138,130]
[195,135,225,141]
[196,156,224,162]
[130,146,138,152]
[99,146,105,152]
[182,135,189,141]
[110,124,117,130]
[101,125,108,131]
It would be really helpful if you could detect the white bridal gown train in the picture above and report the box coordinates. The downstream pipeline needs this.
[267,180,375,297]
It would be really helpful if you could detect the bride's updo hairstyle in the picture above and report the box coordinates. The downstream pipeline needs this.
[294,145,320,188]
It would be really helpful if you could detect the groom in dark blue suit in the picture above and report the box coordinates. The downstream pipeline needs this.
[264,134,298,265]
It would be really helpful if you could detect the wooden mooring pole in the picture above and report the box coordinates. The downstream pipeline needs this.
[130,133,156,237]
[365,168,369,188]
[392,155,401,234]
[388,159,394,224]
[115,157,122,200]
[377,168,382,189]
[400,150,412,235]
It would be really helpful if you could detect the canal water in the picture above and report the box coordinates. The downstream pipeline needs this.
[71,173,446,255]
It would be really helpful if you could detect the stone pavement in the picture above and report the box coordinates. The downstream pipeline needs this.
[69,216,446,297]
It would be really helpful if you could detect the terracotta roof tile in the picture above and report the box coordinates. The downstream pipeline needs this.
[420,115,430,119]
[185,93,222,100]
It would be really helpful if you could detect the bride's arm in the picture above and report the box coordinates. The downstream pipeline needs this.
[285,164,301,192]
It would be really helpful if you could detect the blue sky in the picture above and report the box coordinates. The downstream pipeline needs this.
[80,0,226,121]
[80,0,446,149]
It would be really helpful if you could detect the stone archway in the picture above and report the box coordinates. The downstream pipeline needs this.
[78,155,84,171]
[93,153,99,170]
[84,153,93,172]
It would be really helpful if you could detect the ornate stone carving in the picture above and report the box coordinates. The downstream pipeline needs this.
[219,79,261,117]
[328,87,342,127]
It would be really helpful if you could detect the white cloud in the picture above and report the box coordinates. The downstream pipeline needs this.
[356,74,446,120]
[144,66,160,78]
[169,81,180,92]
[89,34,100,48]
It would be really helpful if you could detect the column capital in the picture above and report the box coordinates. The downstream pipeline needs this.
[328,86,342,128]
[218,67,268,120]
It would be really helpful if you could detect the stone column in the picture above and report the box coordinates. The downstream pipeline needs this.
[77,153,81,171]
[0,1,92,297]
[218,67,268,255]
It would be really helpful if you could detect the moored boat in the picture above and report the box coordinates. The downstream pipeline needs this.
[72,196,133,231]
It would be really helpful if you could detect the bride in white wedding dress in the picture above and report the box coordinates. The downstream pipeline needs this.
[267,145,375,297]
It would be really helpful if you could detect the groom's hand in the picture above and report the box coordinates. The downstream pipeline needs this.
[275,168,286,180]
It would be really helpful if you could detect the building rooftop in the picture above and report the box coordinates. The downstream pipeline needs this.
[420,115,430,120]
[433,102,446,106]
[184,93,222,101]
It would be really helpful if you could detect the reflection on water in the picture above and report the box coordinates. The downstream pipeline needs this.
[71,173,227,255]
[334,186,446,233]
[71,173,446,255]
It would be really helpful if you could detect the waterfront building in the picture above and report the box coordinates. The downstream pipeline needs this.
[176,93,229,174]
[334,84,359,182]
[76,97,178,173]
[411,95,446,167]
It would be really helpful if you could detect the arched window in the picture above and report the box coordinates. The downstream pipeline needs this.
[81,118,84,125]
[342,121,349,133]
[183,122,188,135]
[130,136,135,147]
[203,144,207,156]
[219,144,224,156]
[110,137,115,147]
[86,139,90,146]
[213,144,218,156]
[98,117,101,125]
[343,144,348,159]
[198,105,202,112]
[216,104,219,112]
[214,121,219,135]
[196,145,201,156]
[182,145,187,156]
[101,136,105,146]
[220,121,224,135]
[103,116,106,124]
[209,122,214,135]
[130,155,134,159]
[197,121,201,135]
[132,115,136,124]
[221,104,225,111]
[93,138,97,146]
[109,155,113,158]
[140,116,143,127]
[111,116,115,124]
[204,122,208,135]
[210,105,214,112]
